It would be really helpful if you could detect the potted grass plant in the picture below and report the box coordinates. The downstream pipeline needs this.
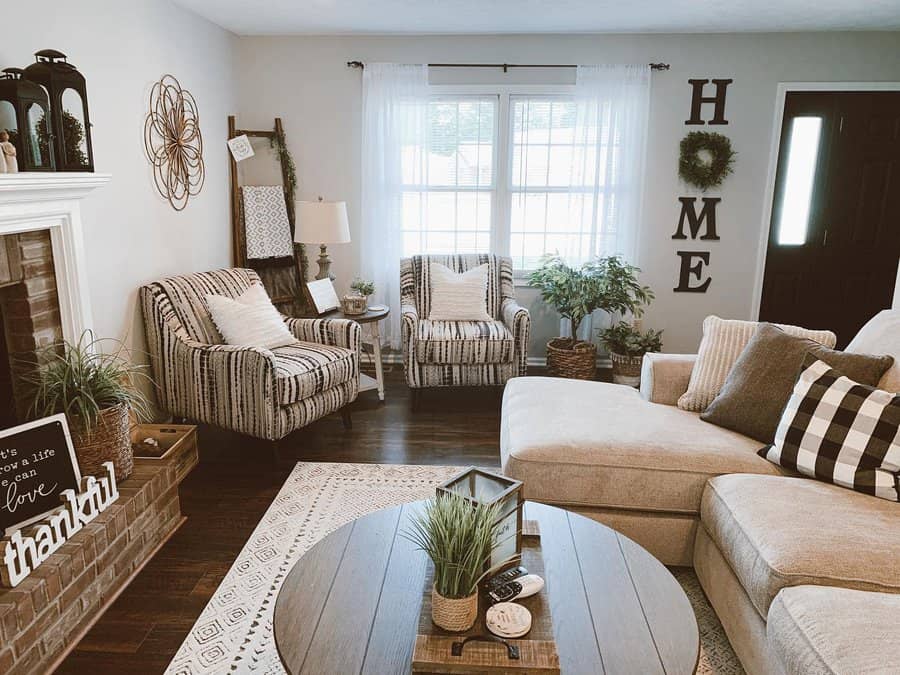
[529,254,654,380]
[27,331,151,481]
[404,493,512,632]
[598,322,664,387]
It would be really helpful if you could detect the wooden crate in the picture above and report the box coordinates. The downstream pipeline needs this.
[131,423,198,484]
[412,521,560,674]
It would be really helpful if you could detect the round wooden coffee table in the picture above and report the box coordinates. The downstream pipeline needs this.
[273,502,699,674]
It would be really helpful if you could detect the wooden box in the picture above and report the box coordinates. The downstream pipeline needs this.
[131,423,198,484]
[412,521,560,674]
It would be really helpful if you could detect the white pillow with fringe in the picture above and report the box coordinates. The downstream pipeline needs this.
[206,284,297,349]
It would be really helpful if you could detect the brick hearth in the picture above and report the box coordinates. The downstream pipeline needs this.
[0,436,198,674]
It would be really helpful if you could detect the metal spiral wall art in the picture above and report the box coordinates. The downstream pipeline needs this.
[143,75,205,211]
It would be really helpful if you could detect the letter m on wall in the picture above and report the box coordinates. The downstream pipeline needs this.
[672,197,721,241]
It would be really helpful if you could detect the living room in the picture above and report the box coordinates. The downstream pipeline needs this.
[1,0,899,673]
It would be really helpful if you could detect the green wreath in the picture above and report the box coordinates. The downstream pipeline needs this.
[678,131,735,190]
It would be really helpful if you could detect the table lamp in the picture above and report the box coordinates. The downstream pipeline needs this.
[295,197,351,280]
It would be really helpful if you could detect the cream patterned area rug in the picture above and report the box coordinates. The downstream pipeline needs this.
[167,462,743,674]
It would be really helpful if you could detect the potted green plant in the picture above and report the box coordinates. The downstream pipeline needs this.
[404,493,511,632]
[598,322,664,387]
[528,254,654,380]
[27,331,151,481]
[343,278,376,315]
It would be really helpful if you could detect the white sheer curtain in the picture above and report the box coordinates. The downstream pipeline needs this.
[571,64,651,265]
[359,63,429,349]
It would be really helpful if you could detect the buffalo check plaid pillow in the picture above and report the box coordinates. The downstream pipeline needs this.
[758,354,900,501]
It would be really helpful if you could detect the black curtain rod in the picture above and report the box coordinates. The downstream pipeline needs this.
[347,60,669,72]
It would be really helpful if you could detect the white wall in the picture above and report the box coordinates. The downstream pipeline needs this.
[3,0,236,355]
[235,33,900,355]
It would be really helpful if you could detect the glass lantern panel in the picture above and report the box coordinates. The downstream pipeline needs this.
[468,472,513,502]
[61,88,89,169]
[26,103,50,168]
[0,101,16,140]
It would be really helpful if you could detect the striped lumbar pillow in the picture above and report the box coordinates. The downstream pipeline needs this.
[427,262,492,322]
[206,284,297,349]
[759,354,900,501]
[677,315,836,412]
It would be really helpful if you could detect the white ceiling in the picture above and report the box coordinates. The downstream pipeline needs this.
[174,0,900,35]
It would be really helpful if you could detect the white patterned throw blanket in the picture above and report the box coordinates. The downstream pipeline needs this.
[167,462,742,674]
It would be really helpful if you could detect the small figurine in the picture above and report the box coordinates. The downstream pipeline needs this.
[0,131,17,173]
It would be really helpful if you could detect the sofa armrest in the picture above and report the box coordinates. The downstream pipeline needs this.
[501,298,530,376]
[640,353,697,406]
[284,317,361,355]
[166,336,279,438]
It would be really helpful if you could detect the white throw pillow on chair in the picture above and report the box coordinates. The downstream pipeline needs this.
[206,284,297,349]
[427,263,492,322]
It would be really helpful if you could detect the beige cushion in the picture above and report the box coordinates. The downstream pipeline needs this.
[701,474,900,619]
[272,342,356,405]
[206,284,297,350]
[768,586,900,675]
[846,309,900,392]
[427,262,492,321]
[415,319,513,364]
[500,377,783,515]
[677,315,836,412]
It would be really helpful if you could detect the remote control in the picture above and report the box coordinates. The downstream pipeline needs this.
[484,566,528,594]
[487,574,545,605]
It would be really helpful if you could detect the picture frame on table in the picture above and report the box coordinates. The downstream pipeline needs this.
[305,278,341,315]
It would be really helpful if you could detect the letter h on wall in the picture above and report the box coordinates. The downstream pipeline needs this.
[685,79,732,125]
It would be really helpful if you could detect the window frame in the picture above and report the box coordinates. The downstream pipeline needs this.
[427,84,576,280]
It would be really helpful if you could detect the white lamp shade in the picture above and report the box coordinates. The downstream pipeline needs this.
[295,200,351,245]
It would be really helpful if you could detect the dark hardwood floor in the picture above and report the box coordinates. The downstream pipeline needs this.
[57,367,505,674]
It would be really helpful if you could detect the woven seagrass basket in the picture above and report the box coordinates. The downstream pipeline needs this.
[431,586,477,632]
[546,338,597,380]
[69,403,134,480]
[609,352,644,388]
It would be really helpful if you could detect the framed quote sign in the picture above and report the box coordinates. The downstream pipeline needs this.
[0,414,81,535]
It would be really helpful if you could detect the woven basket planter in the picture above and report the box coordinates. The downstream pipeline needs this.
[69,403,134,481]
[431,586,477,632]
[546,338,597,380]
[609,352,644,388]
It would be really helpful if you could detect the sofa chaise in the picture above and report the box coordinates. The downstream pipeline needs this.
[500,309,900,674]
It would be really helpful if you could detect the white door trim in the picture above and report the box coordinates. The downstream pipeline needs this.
[750,82,900,320]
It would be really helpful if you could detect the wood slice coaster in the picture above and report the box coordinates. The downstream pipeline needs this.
[412,520,560,674]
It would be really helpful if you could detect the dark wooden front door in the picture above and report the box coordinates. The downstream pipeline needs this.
[760,91,900,347]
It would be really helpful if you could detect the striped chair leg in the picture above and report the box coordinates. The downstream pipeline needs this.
[340,408,352,430]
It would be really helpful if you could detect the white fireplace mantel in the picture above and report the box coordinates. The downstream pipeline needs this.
[0,172,111,343]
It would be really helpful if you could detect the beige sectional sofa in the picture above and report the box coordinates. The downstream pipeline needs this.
[500,309,900,675]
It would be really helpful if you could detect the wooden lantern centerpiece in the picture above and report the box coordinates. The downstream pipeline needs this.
[437,467,523,570]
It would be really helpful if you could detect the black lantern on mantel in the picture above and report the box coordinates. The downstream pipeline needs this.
[24,49,94,172]
[0,68,55,171]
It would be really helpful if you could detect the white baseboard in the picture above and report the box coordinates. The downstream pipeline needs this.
[374,351,611,369]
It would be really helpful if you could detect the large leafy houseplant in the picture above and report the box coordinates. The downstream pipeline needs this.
[404,493,512,632]
[528,254,654,379]
[28,331,151,480]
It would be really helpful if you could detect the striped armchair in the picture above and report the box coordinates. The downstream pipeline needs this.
[140,268,360,441]
[401,254,530,400]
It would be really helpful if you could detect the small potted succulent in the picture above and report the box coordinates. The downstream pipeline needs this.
[529,254,654,380]
[404,493,511,632]
[598,322,664,387]
[27,331,151,481]
[342,278,376,315]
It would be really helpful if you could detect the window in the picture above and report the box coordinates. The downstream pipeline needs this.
[776,116,823,246]
[399,87,636,271]
[401,97,496,256]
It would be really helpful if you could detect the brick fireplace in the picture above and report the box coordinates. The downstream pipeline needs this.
[0,229,64,424]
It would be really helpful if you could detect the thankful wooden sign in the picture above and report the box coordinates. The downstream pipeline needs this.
[0,414,81,535]
[1,461,119,587]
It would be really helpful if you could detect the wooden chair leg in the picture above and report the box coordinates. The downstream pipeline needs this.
[270,438,282,467]
[340,408,353,430]
[411,388,421,413]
